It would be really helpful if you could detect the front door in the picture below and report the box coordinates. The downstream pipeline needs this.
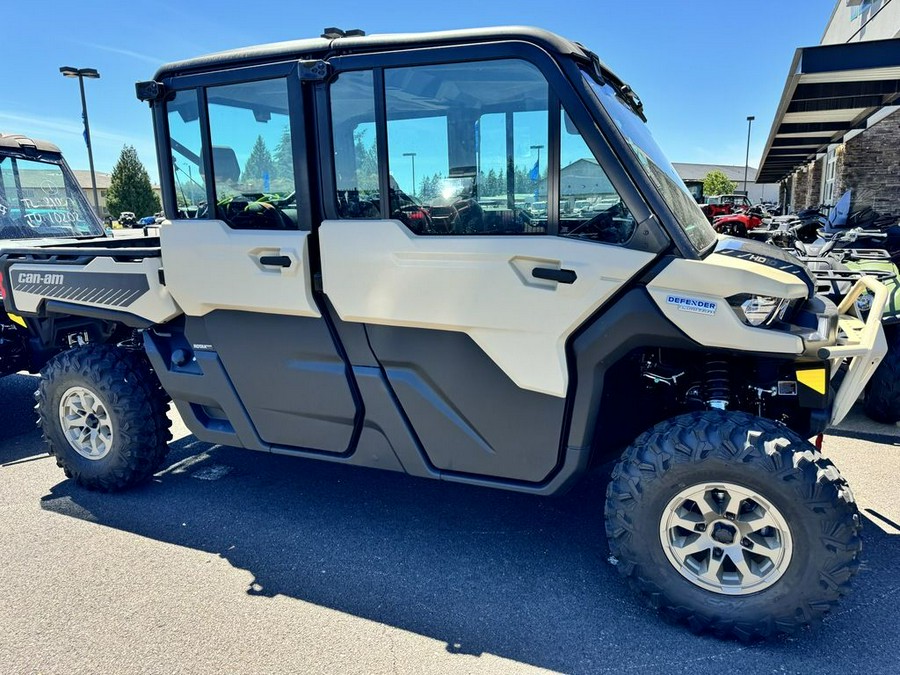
[317,53,656,481]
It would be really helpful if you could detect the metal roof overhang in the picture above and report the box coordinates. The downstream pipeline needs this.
[757,38,900,183]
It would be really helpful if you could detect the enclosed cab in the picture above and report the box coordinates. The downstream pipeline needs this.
[0,132,116,378]
[0,27,888,639]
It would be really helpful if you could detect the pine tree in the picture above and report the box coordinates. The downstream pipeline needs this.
[272,126,294,190]
[353,128,378,191]
[106,145,160,219]
[242,135,275,190]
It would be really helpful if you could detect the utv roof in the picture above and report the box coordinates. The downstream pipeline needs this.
[0,133,61,154]
[154,26,594,79]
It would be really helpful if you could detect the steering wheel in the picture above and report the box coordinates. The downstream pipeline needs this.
[566,202,627,242]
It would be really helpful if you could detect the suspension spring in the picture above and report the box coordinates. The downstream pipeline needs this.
[704,358,731,410]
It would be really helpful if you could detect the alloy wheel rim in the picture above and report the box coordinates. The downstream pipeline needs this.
[658,481,793,595]
[58,386,114,460]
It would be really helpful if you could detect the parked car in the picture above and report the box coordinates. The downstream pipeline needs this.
[118,211,137,227]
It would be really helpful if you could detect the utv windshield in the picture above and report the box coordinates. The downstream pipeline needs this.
[581,72,717,252]
[0,154,104,239]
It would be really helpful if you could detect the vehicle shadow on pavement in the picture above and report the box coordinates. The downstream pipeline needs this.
[40,436,900,673]
[0,374,44,465]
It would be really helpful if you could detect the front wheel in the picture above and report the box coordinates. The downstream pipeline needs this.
[37,345,172,491]
[605,411,861,640]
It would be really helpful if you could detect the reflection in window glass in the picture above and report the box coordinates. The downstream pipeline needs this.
[0,157,102,239]
[559,109,635,245]
[167,89,208,219]
[385,59,548,235]
[330,71,380,218]
[207,79,297,229]
[583,73,715,250]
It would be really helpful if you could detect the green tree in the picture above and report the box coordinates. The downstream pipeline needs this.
[106,145,160,219]
[353,128,378,191]
[272,126,294,190]
[242,135,275,190]
[703,170,737,197]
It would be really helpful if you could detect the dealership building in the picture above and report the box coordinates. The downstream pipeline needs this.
[758,0,900,216]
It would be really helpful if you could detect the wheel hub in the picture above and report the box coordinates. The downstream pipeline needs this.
[58,386,114,461]
[711,522,737,545]
[659,481,793,595]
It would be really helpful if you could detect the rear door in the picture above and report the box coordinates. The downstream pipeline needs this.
[160,73,358,453]
[316,47,658,482]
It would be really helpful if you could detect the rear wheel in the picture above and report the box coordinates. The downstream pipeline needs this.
[37,345,172,491]
[605,410,861,640]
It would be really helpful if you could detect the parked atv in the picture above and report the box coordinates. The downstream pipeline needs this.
[787,230,900,423]
[712,204,769,237]
[844,255,900,423]
[699,193,753,222]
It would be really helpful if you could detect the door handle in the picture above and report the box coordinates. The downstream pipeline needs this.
[532,267,577,284]
[259,255,293,268]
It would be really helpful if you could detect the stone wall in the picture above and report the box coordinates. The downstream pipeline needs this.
[789,161,823,211]
[805,159,823,209]
[838,108,900,216]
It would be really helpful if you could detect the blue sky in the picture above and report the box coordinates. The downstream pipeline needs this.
[3,0,832,184]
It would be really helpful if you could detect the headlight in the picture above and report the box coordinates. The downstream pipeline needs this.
[728,294,791,327]
[856,293,872,314]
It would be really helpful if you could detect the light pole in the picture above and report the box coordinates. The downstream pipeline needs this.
[60,66,101,215]
[743,115,755,195]
[403,152,416,197]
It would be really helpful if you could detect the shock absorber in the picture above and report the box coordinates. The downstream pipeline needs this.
[704,358,731,410]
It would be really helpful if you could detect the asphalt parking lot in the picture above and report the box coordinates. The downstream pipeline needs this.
[1,372,898,674]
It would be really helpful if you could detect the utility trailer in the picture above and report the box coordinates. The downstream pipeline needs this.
[0,27,889,640]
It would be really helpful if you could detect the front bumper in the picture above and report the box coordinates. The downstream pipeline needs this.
[816,276,888,425]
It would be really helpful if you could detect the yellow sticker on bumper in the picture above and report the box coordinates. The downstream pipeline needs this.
[797,368,826,395]
[7,312,26,328]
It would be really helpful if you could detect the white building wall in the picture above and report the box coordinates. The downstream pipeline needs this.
[821,0,900,44]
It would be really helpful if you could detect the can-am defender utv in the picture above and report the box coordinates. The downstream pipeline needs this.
[0,27,888,640]
[0,132,117,380]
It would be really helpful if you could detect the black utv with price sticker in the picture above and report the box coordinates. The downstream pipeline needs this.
[0,27,888,640]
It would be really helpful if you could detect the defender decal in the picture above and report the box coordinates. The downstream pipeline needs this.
[666,295,717,315]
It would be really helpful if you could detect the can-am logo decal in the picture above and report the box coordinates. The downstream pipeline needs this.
[17,272,64,285]
[12,269,150,308]
[667,295,717,315]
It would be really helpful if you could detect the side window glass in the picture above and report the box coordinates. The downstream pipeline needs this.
[385,59,548,235]
[206,78,297,229]
[167,89,208,219]
[559,109,636,244]
[329,71,380,219]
